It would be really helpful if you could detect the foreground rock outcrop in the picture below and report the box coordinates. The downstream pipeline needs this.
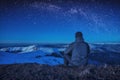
[0,63,120,80]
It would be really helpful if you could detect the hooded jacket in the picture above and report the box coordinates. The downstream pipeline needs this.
[64,37,90,66]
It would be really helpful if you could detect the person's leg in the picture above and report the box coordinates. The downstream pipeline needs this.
[64,54,72,66]
[64,57,69,66]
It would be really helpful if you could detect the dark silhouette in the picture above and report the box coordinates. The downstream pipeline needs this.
[64,32,90,66]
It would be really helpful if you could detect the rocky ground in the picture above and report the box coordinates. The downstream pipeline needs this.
[0,63,120,80]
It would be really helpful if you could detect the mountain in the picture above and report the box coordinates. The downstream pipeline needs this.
[0,43,120,65]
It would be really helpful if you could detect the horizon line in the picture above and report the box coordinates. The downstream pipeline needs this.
[0,41,120,44]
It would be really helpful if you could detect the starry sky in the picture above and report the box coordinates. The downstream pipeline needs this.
[0,0,120,43]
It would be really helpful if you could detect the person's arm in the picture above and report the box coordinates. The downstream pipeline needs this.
[63,43,74,64]
[87,44,90,54]
[86,43,90,59]
[64,43,74,55]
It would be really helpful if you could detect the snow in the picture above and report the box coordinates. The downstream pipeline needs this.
[39,47,54,54]
[0,51,64,65]
[21,45,38,53]
[0,45,65,66]
[0,43,120,65]
[0,45,65,54]
[0,44,65,65]
[0,45,38,53]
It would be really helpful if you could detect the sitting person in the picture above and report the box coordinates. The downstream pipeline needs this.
[64,32,90,66]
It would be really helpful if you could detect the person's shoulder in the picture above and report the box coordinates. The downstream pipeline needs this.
[83,42,89,46]
[68,42,75,47]
[70,42,75,45]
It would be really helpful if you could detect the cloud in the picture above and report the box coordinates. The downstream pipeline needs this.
[30,2,61,12]
[68,8,78,14]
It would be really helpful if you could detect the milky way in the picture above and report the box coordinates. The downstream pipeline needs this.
[0,0,120,43]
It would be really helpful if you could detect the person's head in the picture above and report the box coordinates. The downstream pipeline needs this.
[75,32,83,38]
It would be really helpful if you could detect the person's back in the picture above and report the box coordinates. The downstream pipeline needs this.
[71,41,89,66]
[64,32,90,66]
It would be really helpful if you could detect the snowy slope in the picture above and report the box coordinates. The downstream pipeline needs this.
[1,44,120,54]
[0,45,38,53]
[0,51,63,65]
[0,45,65,65]
[0,43,120,65]
[0,45,65,54]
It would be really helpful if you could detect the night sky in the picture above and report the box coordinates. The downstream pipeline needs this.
[0,0,120,43]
